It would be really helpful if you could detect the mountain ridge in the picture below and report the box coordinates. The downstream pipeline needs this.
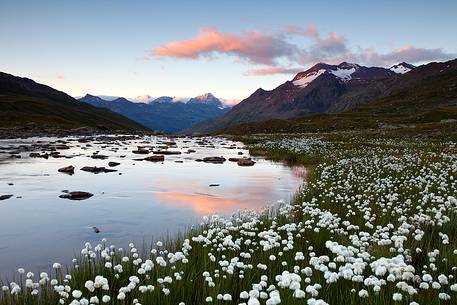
[185,61,439,134]
[216,59,457,135]
[79,93,230,133]
[0,72,149,133]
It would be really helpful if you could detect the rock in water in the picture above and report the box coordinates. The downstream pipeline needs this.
[59,191,93,200]
[202,156,226,164]
[237,159,256,166]
[153,150,181,155]
[81,166,117,174]
[58,165,75,174]
[143,155,165,162]
[108,161,120,167]
[0,194,13,201]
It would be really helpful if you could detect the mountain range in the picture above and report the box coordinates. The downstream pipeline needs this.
[185,60,457,134]
[2,58,456,137]
[0,72,148,133]
[79,93,230,133]
[217,59,457,134]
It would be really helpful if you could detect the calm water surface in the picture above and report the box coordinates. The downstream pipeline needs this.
[0,135,304,275]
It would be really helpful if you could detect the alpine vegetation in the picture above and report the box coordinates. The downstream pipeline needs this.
[1,136,456,305]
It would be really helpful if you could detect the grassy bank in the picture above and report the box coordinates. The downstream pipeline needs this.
[1,134,456,305]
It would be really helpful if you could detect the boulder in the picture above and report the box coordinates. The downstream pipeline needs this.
[144,155,165,162]
[59,191,93,200]
[0,194,13,201]
[81,166,117,174]
[203,156,226,164]
[58,165,75,174]
[153,150,181,155]
[237,159,256,166]
[91,154,109,160]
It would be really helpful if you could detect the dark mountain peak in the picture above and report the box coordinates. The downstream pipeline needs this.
[80,94,107,103]
[151,96,174,103]
[83,93,97,99]
[337,62,360,69]
[112,97,131,103]
[251,88,269,96]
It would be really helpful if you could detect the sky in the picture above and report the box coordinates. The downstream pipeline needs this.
[1,0,456,103]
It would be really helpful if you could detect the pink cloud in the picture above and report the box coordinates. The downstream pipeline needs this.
[149,25,455,75]
[246,66,303,76]
[53,73,65,79]
[286,24,319,39]
[150,27,297,65]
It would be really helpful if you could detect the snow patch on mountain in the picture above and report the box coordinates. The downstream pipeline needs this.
[330,67,356,81]
[293,69,326,87]
[390,63,415,74]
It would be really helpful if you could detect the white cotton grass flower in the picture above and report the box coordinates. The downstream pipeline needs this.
[223,293,232,301]
[392,293,402,302]
[102,295,110,303]
[72,290,82,299]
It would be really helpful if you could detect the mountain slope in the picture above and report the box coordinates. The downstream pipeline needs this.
[0,72,149,132]
[187,62,404,134]
[219,59,457,135]
[79,93,229,133]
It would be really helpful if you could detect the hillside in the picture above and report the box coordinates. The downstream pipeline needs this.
[219,60,457,135]
[0,72,150,134]
[79,93,230,133]
[186,62,405,134]
[188,60,457,135]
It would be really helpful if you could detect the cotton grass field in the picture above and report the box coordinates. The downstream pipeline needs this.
[1,134,456,305]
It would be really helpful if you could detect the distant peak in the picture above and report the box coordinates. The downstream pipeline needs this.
[390,62,416,74]
[113,97,130,102]
[195,92,216,100]
[188,93,222,107]
[151,96,174,103]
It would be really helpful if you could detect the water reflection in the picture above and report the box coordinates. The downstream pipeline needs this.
[0,136,304,275]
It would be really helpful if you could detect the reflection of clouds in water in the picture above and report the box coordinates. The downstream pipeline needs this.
[155,192,259,216]
[151,168,297,216]
[291,166,308,178]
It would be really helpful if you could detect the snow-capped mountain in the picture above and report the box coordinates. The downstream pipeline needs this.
[79,93,230,133]
[187,93,225,108]
[292,62,397,88]
[186,61,422,133]
[389,62,416,74]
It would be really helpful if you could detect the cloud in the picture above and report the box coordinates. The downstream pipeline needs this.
[150,25,455,76]
[245,67,303,76]
[354,45,455,66]
[286,24,319,39]
[149,27,297,65]
[53,73,65,79]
